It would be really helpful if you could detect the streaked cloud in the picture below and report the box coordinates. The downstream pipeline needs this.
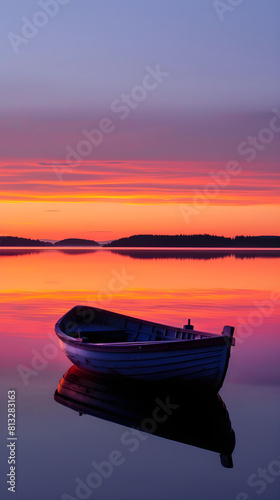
[1,159,279,205]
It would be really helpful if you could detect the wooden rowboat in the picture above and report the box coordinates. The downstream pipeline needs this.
[55,305,235,390]
[54,366,236,467]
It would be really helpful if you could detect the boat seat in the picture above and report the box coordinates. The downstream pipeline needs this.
[135,332,157,342]
[78,324,122,332]
[81,330,126,343]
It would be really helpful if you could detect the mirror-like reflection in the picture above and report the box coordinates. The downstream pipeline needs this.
[1,248,280,260]
[108,249,280,260]
[54,365,236,469]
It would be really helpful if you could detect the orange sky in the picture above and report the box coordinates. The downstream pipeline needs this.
[1,159,279,240]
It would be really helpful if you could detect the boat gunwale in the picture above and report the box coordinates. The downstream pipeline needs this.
[55,328,230,353]
[56,305,226,338]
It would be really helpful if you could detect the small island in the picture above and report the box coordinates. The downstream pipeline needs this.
[0,236,50,247]
[53,238,100,247]
[0,236,100,247]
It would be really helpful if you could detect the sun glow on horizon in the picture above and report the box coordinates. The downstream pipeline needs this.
[0,201,279,241]
[1,159,279,240]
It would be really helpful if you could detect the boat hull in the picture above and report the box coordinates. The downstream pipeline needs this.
[55,306,234,391]
[57,335,231,390]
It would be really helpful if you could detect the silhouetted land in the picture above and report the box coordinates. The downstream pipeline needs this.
[0,236,50,247]
[1,234,280,248]
[103,234,280,248]
[53,238,100,247]
[0,236,99,247]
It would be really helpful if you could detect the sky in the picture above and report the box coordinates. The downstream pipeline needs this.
[1,0,279,241]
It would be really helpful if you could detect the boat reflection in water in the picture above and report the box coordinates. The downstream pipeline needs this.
[54,365,236,468]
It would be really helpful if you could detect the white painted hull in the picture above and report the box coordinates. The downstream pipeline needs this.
[55,306,235,390]
[59,339,227,385]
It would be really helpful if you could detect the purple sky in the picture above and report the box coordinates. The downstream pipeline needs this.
[1,0,280,161]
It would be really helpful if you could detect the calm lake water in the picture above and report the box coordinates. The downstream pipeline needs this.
[0,249,280,500]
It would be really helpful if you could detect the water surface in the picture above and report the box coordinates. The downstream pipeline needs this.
[0,249,279,500]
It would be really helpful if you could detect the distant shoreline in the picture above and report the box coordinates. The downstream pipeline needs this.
[1,234,280,249]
